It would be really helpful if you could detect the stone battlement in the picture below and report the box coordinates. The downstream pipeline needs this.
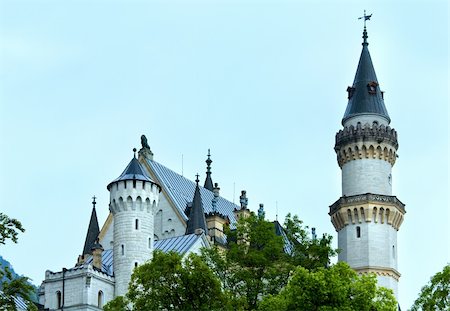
[335,122,398,150]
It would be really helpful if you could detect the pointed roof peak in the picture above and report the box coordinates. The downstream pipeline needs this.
[204,149,214,191]
[82,199,100,256]
[107,154,156,190]
[342,18,390,125]
[186,175,208,235]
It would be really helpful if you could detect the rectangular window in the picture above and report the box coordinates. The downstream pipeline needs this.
[356,226,361,238]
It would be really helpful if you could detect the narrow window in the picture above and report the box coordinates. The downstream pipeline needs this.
[134,262,138,268]
[392,245,396,258]
[143,181,146,189]
[124,180,127,189]
[148,237,152,248]
[133,179,136,188]
[121,244,124,256]
[98,291,104,308]
[56,291,62,309]
[356,226,361,238]
[135,219,139,230]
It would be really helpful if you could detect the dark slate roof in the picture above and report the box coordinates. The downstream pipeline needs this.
[81,207,100,256]
[185,181,208,235]
[154,233,205,254]
[83,248,114,276]
[107,157,156,190]
[274,221,294,255]
[342,28,390,125]
[145,160,238,226]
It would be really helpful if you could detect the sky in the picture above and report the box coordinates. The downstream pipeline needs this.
[0,0,448,309]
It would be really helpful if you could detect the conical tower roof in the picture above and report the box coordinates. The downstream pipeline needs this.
[186,175,208,235]
[107,150,155,190]
[342,27,390,125]
[82,198,100,256]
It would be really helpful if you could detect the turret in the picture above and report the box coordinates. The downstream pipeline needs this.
[77,198,100,265]
[108,148,161,297]
[185,174,208,235]
[204,149,214,191]
[329,18,405,300]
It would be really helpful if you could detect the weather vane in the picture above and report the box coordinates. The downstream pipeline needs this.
[358,10,372,28]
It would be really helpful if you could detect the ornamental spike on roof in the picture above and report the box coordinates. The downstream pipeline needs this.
[342,26,390,125]
[204,149,214,191]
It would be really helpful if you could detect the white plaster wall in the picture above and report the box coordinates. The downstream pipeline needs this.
[342,159,392,196]
[153,192,186,240]
[343,114,389,128]
[43,268,114,310]
[110,180,158,297]
[100,220,114,250]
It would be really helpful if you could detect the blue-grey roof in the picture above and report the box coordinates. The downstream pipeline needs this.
[146,160,239,226]
[84,249,113,276]
[82,207,100,256]
[0,290,28,310]
[274,221,294,254]
[154,233,204,254]
[342,28,390,124]
[107,157,156,190]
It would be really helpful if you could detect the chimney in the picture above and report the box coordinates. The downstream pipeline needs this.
[91,239,104,271]
[213,183,220,197]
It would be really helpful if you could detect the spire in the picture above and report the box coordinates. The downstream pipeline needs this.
[107,149,155,190]
[185,174,208,235]
[204,149,214,191]
[82,197,100,256]
[342,15,390,125]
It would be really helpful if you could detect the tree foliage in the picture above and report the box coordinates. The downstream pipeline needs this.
[0,213,37,311]
[202,213,339,310]
[410,264,450,311]
[0,213,24,246]
[258,262,397,311]
[104,250,229,311]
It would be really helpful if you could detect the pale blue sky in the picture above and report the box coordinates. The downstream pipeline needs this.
[0,0,448,309]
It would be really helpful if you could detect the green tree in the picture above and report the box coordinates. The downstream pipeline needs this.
[258,262,397,311]
[0,213,37,311]
[202,213,338,310]
[410,264,450,311]
[104,250,229,311]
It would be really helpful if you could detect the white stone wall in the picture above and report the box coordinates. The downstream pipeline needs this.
[42,267,114,311]
[110,179,159,297]
[343,114,389,128]
[342,159,392,196]
[153,192,186,240]
[377,275,398,301]
[338,222,397,269]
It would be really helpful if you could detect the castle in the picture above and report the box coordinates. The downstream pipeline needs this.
[37,24,405,310]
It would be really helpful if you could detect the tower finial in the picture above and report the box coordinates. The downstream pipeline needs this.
[358,10,372,45]
[195,173,200,185]
[92,195,97,208]
[133,148,137,158]
[204,149,214,191]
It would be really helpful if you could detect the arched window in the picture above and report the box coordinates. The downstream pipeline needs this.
[121,244,125,256]
[356,226,361,238]
[135,219,139,230]
[56,291,62,309]
[134,262,138,268]
[392,245,396,258]
[98,291,104,308]
[149,237,152,248]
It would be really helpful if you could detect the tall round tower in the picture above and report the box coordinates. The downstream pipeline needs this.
[107,149,161,297]
[329,23,405,299]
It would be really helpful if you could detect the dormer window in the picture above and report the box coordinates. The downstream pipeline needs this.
[367,81,378,94]
[347,86,355,99]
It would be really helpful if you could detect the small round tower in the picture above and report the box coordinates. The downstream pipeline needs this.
[107,149,161,297]
[330,22,405,300]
